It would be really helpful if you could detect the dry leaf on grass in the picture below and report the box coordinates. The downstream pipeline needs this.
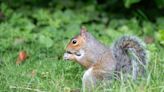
[16,51,27,65]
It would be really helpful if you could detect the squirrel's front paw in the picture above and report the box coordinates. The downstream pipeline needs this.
[63,52,75,60]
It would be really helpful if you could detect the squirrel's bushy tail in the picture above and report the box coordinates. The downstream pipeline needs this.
[112,36,148,79]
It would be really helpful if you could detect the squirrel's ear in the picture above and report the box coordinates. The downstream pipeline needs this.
[80,26,87,38]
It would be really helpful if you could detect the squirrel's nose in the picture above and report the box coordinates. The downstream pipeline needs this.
[66,51,73,54]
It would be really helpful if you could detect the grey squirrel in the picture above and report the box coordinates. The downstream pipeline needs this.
[63,27,148,91]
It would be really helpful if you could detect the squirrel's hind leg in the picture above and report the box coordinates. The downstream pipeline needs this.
[82,67,97,92]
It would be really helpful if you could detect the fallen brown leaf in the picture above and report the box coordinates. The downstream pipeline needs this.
[16,51,27,65]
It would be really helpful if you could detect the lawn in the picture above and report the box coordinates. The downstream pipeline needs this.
[0,1,164,92]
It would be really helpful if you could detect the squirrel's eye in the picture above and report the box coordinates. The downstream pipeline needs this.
[72,39,77,44]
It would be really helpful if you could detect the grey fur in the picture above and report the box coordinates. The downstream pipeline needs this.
[80,33,148,79]
[65,32,148,91]
[112,36,148,79]
[80,32,110,64]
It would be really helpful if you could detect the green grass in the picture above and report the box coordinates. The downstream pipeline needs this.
[0,28,164,92]
[0,3,164,92]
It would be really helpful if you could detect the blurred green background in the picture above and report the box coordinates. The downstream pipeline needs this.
[0,0,164,92]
